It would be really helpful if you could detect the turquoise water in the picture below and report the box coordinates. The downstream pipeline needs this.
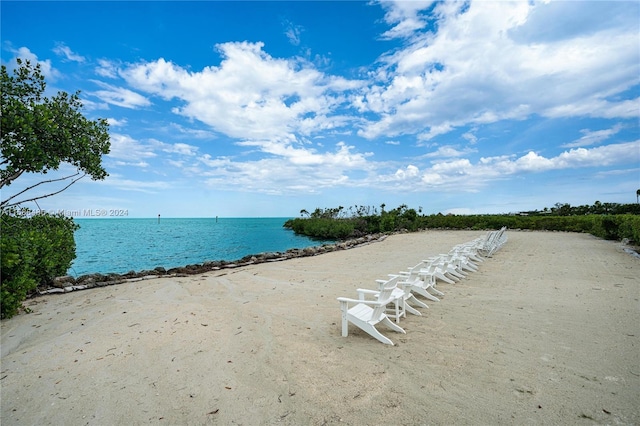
[70,218,332,276]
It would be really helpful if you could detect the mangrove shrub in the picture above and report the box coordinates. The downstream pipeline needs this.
[1,211,78,319]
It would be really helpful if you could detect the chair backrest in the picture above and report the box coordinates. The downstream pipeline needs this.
[420,257,440,273]
[405,263,424,283]
[370,275,400,322]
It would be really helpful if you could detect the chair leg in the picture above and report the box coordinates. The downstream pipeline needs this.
[389,299,406,324]
[448,269,465,279]
[340,306,349,337]
[462,262,478,272]
[362,324,396,345]
[436,272,456,284]
[413,286,440,302]
[430,286,445,296]
[381,316,406,334]
[408,294,429,308]
[396,299,404,323]
[404,302,422,316]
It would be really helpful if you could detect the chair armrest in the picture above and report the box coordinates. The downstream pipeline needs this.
[356,288,381,296]
[337,296,360,304]
[337,296,384,306]
[397,280,412,289]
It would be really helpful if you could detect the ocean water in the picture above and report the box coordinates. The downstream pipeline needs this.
[70,218,332,276]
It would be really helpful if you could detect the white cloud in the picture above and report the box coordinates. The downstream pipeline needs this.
[107,118,128,127]
[423,145,476,159]
[52,43,85,62]
[95,59,120,78]
[392,164,420,180]
[563,124,624,148]
[357,1,639,140]
[283,19,303,46]
[91,80,151,109]
[122,42,363,144]
[377,141,640,191]
[378,0,435,40]
[187,141,374,195]
[113,160,149,168]
[79,98,109,111]
[479,141,639,175]
[107,134,157,161]
[462,132,478,144]
[161,142,199,156]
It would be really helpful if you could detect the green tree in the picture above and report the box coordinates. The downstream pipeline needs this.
[1,59,110,318]
[1,59,110,208]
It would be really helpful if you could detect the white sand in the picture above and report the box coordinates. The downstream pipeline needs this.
[1,230,639,425]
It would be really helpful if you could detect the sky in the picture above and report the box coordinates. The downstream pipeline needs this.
[1,0,639,218]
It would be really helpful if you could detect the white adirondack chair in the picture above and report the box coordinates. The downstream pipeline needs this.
[477,227,508,257]
[411,260,446,297]
[337,276,406,345]
[373,276,410,323]
[453,242,485,263]
[374,274,427,322]
[490,227,508,255]
[396,263,440,303]
[448,250,479,273]
[437,254,467,280]
[420,256,457,285]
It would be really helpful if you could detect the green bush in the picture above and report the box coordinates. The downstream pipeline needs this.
[590,214,640,242]
[285,204,640,245]
[1,211,78,319]
[618,215,640,243]
[380,213,396,232]
[283,217,354,239]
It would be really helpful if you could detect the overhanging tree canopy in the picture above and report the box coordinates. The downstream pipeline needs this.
[1,58,110,209]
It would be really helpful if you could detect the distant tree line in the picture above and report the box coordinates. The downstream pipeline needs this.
[284,201,640,244]
[527,201,639,216]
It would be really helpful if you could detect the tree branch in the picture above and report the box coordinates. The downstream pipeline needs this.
[0,169,25,188]
[0,172,85,209]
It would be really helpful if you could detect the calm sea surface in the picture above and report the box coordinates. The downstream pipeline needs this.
[70,218,332,276]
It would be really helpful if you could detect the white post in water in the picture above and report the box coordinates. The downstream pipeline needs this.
[158,214,160,224]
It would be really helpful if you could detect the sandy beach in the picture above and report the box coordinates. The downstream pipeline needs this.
[1,230,639,425]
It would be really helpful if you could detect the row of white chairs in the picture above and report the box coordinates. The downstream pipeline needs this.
[475,226,508,257]
[337,228,508,345]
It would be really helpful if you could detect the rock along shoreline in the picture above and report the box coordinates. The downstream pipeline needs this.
[38,233,390,296]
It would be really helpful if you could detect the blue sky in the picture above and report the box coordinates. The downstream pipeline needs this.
[2,1,639,218]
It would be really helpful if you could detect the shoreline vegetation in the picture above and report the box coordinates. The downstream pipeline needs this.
[283,203,640,241]
[2,202,639,318]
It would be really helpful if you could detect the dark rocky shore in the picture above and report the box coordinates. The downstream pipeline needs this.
[38,233,389,296]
